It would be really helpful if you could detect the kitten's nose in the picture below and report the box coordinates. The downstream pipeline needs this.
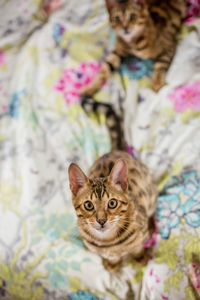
[96,217,107,226]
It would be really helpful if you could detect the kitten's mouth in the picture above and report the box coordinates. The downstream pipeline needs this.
[99,226,108,232]
[95,225,108,232]
[118,31,135,42]
[93,223,113,234]
[118,27,143,42]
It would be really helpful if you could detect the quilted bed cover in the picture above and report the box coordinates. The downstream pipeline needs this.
[0,0,200,299]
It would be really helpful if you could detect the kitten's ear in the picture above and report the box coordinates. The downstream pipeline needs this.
[105,0,115,12]
[68,163,88,196]
[109,159,128,191]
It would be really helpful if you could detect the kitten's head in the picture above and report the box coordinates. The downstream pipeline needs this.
[105,0,150,42]
[68,160,134,240]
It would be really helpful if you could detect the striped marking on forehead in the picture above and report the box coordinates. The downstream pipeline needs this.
[89,178,108,200]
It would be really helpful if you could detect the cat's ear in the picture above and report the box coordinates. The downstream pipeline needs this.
[68,163,88,196]
[109,159,128,191]
[105,0,115,12]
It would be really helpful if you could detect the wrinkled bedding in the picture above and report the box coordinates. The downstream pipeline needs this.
[0,0,200,299]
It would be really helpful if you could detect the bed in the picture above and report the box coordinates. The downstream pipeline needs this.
[0,0,200,299]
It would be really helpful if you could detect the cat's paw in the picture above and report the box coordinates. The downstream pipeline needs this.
[102,258,122,273]
[151,74,166,92]
[151,79,165,92]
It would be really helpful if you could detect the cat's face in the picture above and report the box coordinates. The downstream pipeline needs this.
[106,0,150,42]
[68,160,134,240]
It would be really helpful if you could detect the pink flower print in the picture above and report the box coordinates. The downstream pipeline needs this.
[1,105,7,112]
[189,262,200,296]
[55,62,101,106]
[155,275,161,283]
[186,0,200,23]
[161,295,169,300]
[149,269,153,276]
[144,232,158,248]
[168,81,200,113]
[126,144,139,158]
[0,50,5,66]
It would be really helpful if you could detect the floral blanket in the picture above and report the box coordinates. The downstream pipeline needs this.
[0,0,200,299]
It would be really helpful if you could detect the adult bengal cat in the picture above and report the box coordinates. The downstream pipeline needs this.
[81,0,187,94]
[68,151,157,272]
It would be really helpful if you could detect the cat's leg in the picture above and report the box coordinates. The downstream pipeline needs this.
[81,50,122,96]
[102,257,122,273]
[151,46,175,92]
[151,63,167,92]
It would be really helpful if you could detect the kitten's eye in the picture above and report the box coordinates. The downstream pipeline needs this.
[130,13,136,21]
[84,201,94,211]
[108,198,118,209]
[114,15,120,23]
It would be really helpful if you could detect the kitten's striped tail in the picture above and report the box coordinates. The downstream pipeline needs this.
[81,95,125,151]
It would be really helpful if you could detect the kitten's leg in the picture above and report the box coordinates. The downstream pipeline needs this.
[102,257,122,273]
[151,63,167,92]
[152,46,175,92]
[81,50,122,96]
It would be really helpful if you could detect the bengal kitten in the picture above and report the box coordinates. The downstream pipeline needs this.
[68,150,157,272]
[81,0,186,94]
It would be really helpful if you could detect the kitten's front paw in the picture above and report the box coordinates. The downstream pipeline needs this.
[151,74,166,92]
[102,258,122,273]
[151,79,165,92]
